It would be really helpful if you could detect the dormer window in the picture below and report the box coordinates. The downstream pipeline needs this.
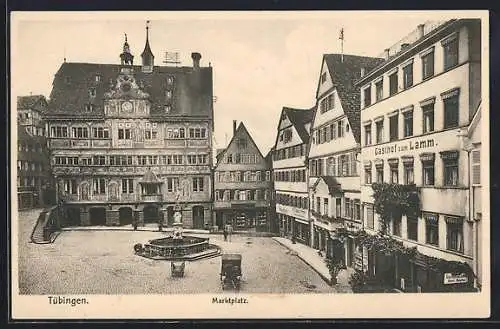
[64,77,71,84]
[89,88,96,97]
[167,76,174,85]
[85,104,94,112]
[95,74,102,82]
[164,105,171,113]
[166,90,172,99]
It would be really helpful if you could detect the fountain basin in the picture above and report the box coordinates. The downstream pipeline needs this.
[135,235,221,261]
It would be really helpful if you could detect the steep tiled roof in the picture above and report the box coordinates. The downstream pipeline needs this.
[46,62,213,119]
[215,122,265,167]
[17,95,47,113]
[322,54,385,143]
[283,106,315,144]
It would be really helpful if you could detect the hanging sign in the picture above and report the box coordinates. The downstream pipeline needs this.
[443,272,468,285]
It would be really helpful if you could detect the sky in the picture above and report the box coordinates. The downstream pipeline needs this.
[11,11,467,155]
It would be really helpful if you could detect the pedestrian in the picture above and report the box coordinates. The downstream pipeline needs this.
[132,217,138,231]
[158,218,163,232]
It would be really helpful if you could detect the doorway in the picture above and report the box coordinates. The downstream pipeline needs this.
[192,206,205,229]
[118,207,133,226]
[89,207,106,226]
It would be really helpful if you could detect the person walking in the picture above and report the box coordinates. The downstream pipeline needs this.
[223,226,228,242]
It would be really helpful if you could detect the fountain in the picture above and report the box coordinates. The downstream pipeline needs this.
[134,178,221,261]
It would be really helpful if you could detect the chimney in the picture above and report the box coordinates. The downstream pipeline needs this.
[233,120,237,136]
[417,24,425,39]
[191,52,201,70]
[384,48,390,60]
[360,67,366,77]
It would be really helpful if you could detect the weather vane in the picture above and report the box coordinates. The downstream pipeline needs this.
[339,28,345,62]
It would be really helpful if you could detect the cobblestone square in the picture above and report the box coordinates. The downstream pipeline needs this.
[18,210,335,294]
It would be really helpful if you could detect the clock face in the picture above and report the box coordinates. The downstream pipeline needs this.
[122,101,133,113]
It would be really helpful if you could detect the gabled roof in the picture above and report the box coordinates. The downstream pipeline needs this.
[17,95,47,113]
[46,62,213,119]
[282,106,315,144]
[313,176,343,196]
[215,122,265,167]
[318,54,385,144]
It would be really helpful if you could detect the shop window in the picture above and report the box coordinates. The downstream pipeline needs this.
[403,63,413,89]
[407,216,418,241]
[425,213,439,246]
[446,216,464,253]
[389,114,399,141]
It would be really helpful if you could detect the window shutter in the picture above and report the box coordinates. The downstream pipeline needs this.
[346,154,351,176]
[332,157,336,177]
[472,149,481,185]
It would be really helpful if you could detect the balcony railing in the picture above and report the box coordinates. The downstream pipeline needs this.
[141,194,163,202]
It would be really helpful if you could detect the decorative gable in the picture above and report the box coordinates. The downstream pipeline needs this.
[215,123,267,170]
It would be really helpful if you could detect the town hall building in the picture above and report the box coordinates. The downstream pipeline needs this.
[44,25,214,229]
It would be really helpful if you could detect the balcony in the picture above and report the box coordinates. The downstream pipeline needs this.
[141,194,163,202]
[188,139,208,148]
[165,139,186,148]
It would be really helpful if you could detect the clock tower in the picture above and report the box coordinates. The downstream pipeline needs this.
[120,33,134,66]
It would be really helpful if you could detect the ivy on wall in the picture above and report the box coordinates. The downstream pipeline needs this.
[371,183,420,233]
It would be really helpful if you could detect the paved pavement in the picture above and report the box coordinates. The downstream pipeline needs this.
[273,237,353,293]
[17,210,337,295]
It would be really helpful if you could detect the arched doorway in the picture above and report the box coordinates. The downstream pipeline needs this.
[89,207,106,226]
[166,206,175,226]
[118,207,133,226]
[193,205,204,229]
[143,205,159,224]
[65,207,81,226]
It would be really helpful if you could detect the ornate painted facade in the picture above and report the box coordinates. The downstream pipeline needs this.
[45,27,214,228]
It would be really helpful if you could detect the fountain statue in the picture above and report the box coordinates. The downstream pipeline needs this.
[134,175,221,261]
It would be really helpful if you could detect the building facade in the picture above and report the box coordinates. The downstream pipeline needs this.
[213,121,273,231]
[45,27,214,228]
[272,107,314,245]
[17,95,54,209]
[357,19,481,291]
[308,54,384,261]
